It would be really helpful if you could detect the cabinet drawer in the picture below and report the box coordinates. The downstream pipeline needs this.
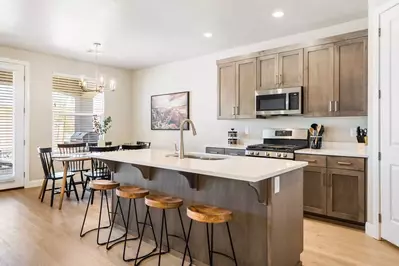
[295,154,326,167]
[327,156,364,171]
[225,148,246,156]
[205,147,225,155]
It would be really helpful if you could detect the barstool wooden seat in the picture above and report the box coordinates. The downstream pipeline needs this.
[187,205,232,224]
[80,180,120,246]
[145,195,183,209]
[183,205,238,266]
[106,186,157,262]
[135,194,192,265]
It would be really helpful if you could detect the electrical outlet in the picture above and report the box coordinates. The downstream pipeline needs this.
[245,126,250,135]
[350,128,357,137]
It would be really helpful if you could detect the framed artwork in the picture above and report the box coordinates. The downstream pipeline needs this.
[151,91,190,130]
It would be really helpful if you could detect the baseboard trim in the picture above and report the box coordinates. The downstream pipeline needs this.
[366,222,381,240]
[25,179,43,188]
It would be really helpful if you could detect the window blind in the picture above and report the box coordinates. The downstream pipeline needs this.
[52,75,104,147]
[0,70,13,164]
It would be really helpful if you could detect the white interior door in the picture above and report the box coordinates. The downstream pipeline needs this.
[0,62,25,190]
[380,3,399,247]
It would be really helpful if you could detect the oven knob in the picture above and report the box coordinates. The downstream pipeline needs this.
[250,152,255,156]
[255,152,260,156]
[266,153,270,157]
[283,153,288,158]
[277,153,282,158]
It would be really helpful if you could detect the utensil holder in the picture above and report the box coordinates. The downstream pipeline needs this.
[310,136,323,149]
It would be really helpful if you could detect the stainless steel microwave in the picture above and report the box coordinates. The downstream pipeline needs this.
[255,87,303,117]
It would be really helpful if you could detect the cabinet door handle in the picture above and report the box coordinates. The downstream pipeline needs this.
[337,161,352,166]
[334,101,339,112]
[329,101,333,112]
[279,74,283,85]
[236,106,240,115]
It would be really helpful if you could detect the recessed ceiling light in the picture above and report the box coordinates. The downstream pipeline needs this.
[203,32,213,38]
[272,10,284,18]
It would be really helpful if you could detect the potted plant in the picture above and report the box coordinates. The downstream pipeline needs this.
[93,116,112,147]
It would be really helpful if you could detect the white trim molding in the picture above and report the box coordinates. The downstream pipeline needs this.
[0,57,31,189]
[367,0,399,240]
[25,179,44,188]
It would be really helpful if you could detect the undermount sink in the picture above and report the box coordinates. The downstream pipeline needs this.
[166,153,227,161]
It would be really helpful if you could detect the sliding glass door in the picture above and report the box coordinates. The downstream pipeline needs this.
[0,62,25,190]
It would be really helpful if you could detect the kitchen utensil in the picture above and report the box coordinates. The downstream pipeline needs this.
[309,128,315,137]
[311,124,318,131]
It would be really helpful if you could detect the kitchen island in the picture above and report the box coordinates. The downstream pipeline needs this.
[92,149,307,266]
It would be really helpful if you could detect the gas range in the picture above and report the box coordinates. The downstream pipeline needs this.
[245,129,308,160]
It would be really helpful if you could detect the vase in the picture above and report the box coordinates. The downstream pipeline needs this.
[98,135,106,147]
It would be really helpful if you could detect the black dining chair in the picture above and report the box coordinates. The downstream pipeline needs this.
[58,143,89,193]
[37,147,79,207]
[121,144,147,150]
[82,145,120,200]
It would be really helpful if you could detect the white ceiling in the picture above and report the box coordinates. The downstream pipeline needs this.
[0,0,368,69]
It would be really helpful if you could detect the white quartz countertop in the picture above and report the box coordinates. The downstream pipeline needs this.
[92,149,308,183]
[295,142,368,158]
[205,144,248,150]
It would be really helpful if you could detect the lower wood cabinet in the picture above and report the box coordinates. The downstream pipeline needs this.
[303,166,327,215]
[327,168,365,223]
[297,154,366,223]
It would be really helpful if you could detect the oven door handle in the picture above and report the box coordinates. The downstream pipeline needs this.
[286,93,290,110]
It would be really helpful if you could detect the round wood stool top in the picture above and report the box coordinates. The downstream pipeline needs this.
[89,180,120,190]
[145,195,183,209]
[187,205,232,224]
[116,186,149,199]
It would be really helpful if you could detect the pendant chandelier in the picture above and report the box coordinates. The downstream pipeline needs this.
[80,42,116,93]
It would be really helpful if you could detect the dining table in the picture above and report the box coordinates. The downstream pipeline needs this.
[38,153,92,210]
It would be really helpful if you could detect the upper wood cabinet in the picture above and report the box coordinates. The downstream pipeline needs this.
[236,59,257,118]
[257,49,303,90]
[217,62,236,119]
[257,54,278,90]
[217,59,256,119]
[278,49,304,88]
[334,37,368,116]
[304,44,334,116]
[217,30,368,119]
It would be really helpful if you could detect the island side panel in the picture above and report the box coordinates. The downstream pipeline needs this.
[267,169,304,266]
[113,163,269,266]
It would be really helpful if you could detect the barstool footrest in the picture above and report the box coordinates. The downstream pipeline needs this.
[211,250,236,262]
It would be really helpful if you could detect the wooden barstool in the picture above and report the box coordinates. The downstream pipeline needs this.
[80,180,121,246]
[182,205,238,266]
[106,186,157,262]
[135,195,192,266]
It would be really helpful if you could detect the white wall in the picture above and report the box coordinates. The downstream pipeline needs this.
[0,46,132,184]
[131,18,368,152]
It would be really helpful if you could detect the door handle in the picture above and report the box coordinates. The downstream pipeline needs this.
[337,161,352,166]
[334,101,339,112]
[279,74,283,86]
[329,101,333,112]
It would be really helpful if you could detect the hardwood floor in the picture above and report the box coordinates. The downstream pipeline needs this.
[0,188,398,266]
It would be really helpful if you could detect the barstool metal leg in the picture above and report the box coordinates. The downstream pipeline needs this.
[106,196,129,250]
[80,189,94,237]
[206,224,213,266]
[181,219,193,266]
[96,190,105,245]
[177,208,192,264]
[226,222,238,266]
[158,210,166,266]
